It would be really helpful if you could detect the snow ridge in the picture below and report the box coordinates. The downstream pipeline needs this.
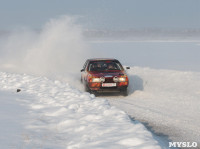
[0,72,161,149]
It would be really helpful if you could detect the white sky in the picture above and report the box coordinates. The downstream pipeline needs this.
[0,0,200,29]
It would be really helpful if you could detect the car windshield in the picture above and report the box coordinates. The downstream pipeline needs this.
[88,60,123,71]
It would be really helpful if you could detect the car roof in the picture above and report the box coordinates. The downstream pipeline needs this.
[87,58,118,61]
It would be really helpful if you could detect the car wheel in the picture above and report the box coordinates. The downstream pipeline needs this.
[90,90,98,96]
[121,89,128,96]
[85,85,90,92]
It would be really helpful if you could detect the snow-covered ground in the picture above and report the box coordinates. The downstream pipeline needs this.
[1,66,199,149]
[0,72,161,149]
[0,16,199,148]
[108,67,200,148]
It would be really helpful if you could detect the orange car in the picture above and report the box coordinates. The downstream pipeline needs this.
[81,58,130,96]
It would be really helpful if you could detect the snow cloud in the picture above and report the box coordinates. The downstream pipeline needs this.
[0,15,90,78]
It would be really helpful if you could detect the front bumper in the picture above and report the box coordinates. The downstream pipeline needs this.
[88,82,128,92]
[97,86,127,93]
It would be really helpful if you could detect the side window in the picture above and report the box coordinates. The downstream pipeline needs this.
[83,60,88,70]
[114,60,123,70]
[88,63,93,71]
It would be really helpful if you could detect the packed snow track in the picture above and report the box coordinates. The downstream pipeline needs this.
[106,67,200,148]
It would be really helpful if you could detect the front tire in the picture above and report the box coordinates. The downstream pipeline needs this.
[121,89,128,96]
[90,90,98,96]
[85,85,90,92]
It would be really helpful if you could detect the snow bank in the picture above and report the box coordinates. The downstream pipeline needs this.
[0,72,161,148]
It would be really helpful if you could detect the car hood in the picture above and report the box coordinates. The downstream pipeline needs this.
[89,71,127,78]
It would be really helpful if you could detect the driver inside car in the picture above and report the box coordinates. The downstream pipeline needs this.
[107,63,115,70]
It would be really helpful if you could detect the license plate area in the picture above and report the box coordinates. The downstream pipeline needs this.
[102,83,116,87]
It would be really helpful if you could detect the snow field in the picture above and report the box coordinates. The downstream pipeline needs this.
[0,72,161,149]
[109,67,200,146]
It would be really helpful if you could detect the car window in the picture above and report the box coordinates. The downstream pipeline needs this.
[88,60,122,71]
[83,60,88,70]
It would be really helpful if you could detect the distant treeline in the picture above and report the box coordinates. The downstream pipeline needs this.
[83,28,200,41]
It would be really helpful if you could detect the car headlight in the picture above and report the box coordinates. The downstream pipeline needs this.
[91,77,105,82]
[118,77,126,82]
[92,78,101,82]
[100,77,105,82]
[113,76,127,82]
[113,76,119,82]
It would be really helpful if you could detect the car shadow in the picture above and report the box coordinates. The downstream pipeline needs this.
[94,92,123,97]
[128,74,144,95]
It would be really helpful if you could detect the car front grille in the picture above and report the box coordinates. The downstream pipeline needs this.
[104,77,114,83]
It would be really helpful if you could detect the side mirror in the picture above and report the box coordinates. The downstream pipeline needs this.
[126,67,130,69]
[81,69,84,72]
